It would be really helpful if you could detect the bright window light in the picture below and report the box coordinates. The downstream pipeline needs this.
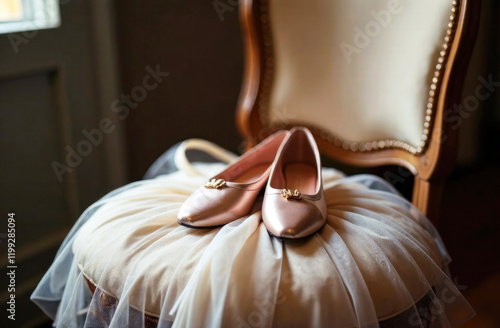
[0,0,60,34]
[0,0,24,22]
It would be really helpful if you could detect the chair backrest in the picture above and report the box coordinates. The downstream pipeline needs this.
[236,0,480,223]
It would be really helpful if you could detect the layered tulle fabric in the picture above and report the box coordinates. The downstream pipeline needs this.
[32,163,474,327]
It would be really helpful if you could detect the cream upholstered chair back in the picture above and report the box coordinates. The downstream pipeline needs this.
[237,0,480,223]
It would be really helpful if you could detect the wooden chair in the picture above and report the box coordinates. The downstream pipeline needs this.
[32,1,481,327]
[237,0,481,225]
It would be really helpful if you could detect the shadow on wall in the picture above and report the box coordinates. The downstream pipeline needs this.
[114,0,244,180]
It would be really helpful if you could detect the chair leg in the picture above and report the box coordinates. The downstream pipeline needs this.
[412,177,444,227]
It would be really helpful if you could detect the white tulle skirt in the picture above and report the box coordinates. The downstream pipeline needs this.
[32,162,474,327]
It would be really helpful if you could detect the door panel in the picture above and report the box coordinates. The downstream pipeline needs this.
[0,0,124,325]
[0,71,75,243]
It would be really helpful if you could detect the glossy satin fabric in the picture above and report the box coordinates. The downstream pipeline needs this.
[32,163,474,327]
[178,131,287,227]
[263,128,327,238]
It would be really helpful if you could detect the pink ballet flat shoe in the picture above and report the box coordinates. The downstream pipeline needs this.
[262,127,327,238]
[177,130,288,227]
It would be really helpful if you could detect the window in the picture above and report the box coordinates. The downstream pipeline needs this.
[0,0,60,34]
[0,0,24,22]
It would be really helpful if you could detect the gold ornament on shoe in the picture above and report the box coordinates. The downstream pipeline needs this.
[204,178,226,189]
[281,189,302,200]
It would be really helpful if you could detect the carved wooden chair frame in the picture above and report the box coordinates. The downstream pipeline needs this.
[236,0,481,224]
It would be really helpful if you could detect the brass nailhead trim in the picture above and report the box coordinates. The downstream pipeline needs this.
[257,0,459,155]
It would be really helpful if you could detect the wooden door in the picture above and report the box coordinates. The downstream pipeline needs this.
[0,0,125,325]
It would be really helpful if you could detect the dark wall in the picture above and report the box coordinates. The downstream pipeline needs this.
[479,0,500,166]
[114,0,243,180]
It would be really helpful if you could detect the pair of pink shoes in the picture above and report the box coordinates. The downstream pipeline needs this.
[177,127,327,238]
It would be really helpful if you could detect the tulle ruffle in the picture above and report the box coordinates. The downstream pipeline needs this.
[32,163,474,327]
